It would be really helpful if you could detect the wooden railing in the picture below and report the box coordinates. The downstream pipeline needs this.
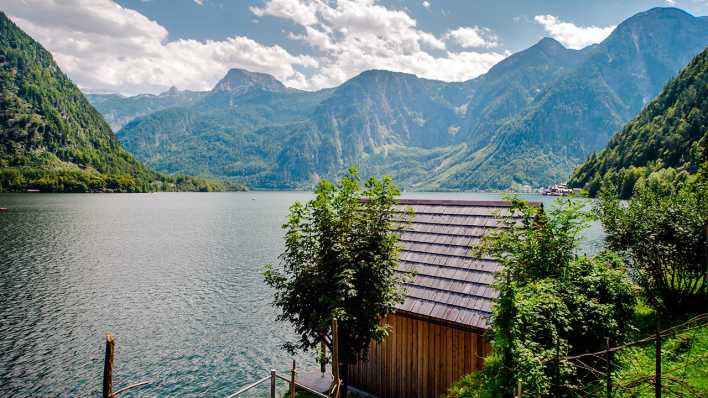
[224,363,340,398]
[101,319,342,398]
[225,319,342,398]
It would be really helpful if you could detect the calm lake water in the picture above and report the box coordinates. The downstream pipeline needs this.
[0,192,603,397]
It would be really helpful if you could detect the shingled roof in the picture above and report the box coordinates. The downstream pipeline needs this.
[392,199,531,331]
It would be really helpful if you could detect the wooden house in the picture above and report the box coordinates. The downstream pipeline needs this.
[347,199,527,398]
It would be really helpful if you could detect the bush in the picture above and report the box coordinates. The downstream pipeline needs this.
[448,199,637,398]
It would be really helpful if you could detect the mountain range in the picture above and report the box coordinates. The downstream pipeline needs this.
[569,47,708,198]
[88,7,708,190]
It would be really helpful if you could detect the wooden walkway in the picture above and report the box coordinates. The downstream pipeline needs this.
[299,366,333,393]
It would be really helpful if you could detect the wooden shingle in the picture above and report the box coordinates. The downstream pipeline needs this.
[391,198,532,331]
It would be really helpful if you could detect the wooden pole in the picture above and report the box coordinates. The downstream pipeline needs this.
[606,337,612,398]
[555,334,560,393]
[331,318,340,397]
[320,337,326,375]
[516,379,522,398]
[102,334,115,398]
[655,317,661,398]
[290,360,297,398]
[271,369,277,398]
[704,222,707,297]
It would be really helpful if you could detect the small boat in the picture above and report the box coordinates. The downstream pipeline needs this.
[540,184,574,196]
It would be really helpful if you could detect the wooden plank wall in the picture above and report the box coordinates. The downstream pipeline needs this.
[347,313,490,398]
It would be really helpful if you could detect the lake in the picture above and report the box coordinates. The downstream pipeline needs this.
[0,192,603,397]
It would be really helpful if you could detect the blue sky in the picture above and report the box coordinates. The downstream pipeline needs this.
[5,0,707,95]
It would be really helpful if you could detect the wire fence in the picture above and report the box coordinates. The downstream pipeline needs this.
[521,312,708,398]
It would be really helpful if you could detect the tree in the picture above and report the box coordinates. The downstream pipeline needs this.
[264,168,408,384]
[448,199,636,398]
[596,167,708,315]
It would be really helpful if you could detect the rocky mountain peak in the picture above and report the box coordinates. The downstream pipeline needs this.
[212,68,288,94]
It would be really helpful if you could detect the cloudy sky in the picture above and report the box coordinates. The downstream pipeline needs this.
[4,0,707,95]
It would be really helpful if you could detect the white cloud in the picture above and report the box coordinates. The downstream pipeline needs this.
[534,15,615,49]
[445,26,499,48]
[251,0,506,89]
[250,0,319,26]
[422,1,431,9]
[5,0,316,95]
[6,0,507,94]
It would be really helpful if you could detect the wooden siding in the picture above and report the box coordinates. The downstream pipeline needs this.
[347,312,490,398]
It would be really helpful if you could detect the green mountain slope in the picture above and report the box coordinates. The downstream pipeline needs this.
[86,87,206,131]
[0,12,227,192]
[569,48,708,197]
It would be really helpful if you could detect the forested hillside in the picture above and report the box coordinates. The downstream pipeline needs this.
[569,48,708,197]
[0,12,230,192]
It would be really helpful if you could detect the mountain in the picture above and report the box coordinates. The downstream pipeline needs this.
[437,7,708,190]
[87,87,206,130]
[111,7,708,190]
[569,48,708,198]
[456,37,585,147]
[114,39,580,188]
[0,12,228,192]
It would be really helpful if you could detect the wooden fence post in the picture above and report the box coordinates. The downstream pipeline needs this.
[271,369,277,398]
[290,360,297,398]
[516,379,522,398]
[320,337,326,374]
[331,318,340,398]
[102,334,115,398]
[606,337,612,398]
[554,334,560,393]
[704,222,707,297]
[655,317,661,398]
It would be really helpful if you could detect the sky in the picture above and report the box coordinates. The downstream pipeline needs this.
[4,0,708,95]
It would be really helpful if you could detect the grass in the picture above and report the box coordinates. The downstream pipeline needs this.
[586,303,708,397]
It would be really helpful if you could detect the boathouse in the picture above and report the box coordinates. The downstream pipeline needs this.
[347,199,527,398]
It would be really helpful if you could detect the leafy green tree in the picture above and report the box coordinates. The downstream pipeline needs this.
[596,173,708,315]
[448,199,636,398]
[264,168,407,385]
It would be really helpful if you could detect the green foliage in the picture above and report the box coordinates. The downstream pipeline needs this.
[596,175,708,315]
[264,168,407,371]
[449,199,637,398]
[570,48,708,198]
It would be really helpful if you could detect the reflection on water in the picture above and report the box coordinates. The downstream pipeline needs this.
[0,192,603,397]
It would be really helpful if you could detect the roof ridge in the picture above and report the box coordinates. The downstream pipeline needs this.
[395,198,542,207]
